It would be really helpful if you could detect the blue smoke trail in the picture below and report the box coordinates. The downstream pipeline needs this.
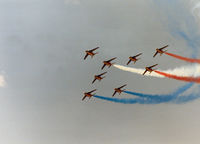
[124,83,193,102]
[93,95,148,104]
[94,83,200,104]
[174,93,200,104]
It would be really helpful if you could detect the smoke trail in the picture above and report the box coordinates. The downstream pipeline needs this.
[165,52,200,63]
[154,70,200,83]
[113,64,163,77]
[124,82,193,100]
[174,93,200,104]
[94,95,149,104]
[94,83,195,104]
[114,64,200,78]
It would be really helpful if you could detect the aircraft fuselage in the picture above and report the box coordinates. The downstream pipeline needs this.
[145,67,153,73]
[95,75,102,80]
[86,51,95,56]
[84,93,93,98]
[114,88,123,94]
[156,49,164,54]
[129,57,137,62]
[103,61,112,67]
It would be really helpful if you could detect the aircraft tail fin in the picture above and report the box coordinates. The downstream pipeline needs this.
[134,58,140,63]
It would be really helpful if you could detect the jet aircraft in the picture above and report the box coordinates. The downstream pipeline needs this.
[127,53,142,65]
[82,89,97,101]
[101,57,117,70]
[143,64,158,75]
[153,45,168,57]
[92,72,107,84]
[112,84,127,97]
[84,47,99,60]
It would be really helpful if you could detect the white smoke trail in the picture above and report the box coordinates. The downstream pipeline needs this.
[113,64,163,77]
[113,64,200,78]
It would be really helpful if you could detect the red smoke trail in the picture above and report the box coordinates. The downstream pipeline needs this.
[154,70,200,83]
[164,52,200,63]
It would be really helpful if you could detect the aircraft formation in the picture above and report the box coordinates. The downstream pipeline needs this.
[82,45,169,101]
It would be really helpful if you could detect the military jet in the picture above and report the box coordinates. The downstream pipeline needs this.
[112,84,127,97]
[143,64,158,75]
[153,45,168,57]
[92,72,107,84]
[127,53,142,65]
[101,57,117,70]
[82,89,97,101]
[84,47,99,60]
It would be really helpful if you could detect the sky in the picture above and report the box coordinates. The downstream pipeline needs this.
[0,0,200,144]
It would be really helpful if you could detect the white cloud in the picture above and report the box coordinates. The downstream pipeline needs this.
[64,0,80,5]
[189,0,200,21]
[0,75,6,87]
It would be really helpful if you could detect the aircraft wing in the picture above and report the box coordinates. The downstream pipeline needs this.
[135,53,142,57]
[99,72,107,76]
[90,47,99,52]
[101,64,106,70]
[108,57,117,62]
[153,51,158,57]
[160,45,168,50]
[82,96,87,101]
[143,70,147,75]
[89,89,97,93]
[127,59,132,65]
[112,91,117,97]
[119,84,127,89]
[92,78,97,84]
[84,53,89,60]
[149,64,158,68]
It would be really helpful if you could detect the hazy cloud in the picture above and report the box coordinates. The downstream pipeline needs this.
[0,75,6,87]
